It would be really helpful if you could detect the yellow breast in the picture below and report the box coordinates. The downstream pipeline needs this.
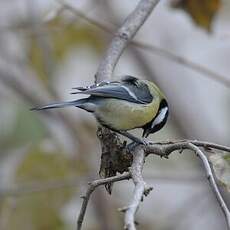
[95,98,160,131]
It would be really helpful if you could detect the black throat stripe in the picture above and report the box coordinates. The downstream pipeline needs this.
[142,99,169,138]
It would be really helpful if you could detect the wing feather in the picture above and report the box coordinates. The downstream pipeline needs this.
[71,78,153,104]
[71,84,152,104]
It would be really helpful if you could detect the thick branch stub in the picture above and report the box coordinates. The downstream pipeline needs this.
[97,127,132,194]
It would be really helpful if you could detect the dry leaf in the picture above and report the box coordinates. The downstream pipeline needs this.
[171,0,221,31]
[209,153,230,192]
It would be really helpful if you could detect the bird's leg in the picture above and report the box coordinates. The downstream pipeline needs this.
[116,130,145,145]
[126,141,139,153]
[120,135,151,153]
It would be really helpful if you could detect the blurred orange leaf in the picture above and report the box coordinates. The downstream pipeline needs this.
[171,0,221,31]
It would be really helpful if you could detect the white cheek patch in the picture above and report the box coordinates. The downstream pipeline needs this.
[151,107,168,128]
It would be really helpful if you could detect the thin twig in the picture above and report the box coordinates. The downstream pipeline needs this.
[188,143,230,228]
[124,146,153,230]
[0,173,203,198]
[150,139,230,153]
[146,141,230,229]
[77,172,131,230]
[191,140,230,153]
[59,1,230,88]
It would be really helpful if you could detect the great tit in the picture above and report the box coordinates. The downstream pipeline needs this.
[31,76,169,144]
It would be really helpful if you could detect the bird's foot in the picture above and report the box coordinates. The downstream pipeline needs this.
[141,137,150,146]
[126,138,150,153]
[126,142,139,153]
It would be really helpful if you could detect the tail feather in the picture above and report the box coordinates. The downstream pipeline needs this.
[70,91,83,95]
[72,86,88,91]
[31,100,81,111]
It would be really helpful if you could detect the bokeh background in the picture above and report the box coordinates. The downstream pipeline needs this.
[0,0,229,229]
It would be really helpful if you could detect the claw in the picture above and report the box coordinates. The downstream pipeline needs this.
[122,140,127,149]
[126,142,139,153]
[126,138,149,153]
[141,138,150,146]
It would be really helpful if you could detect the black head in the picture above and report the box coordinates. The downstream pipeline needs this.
[121,75,138,84]
[142,99,169,138]
[120,75,153,104]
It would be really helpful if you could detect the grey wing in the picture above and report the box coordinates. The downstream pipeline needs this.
[72,80,115,91]
[71,83,152,104]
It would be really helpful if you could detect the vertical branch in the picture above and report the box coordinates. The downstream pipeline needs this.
[95,0,160,82]
[123,146,152,230]
[93,0,160,228]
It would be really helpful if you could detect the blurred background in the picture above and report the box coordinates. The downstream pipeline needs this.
[0,0,229,229]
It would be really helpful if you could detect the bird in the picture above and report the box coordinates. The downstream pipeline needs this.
[31,75,169,145]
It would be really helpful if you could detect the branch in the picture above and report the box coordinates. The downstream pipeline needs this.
[92,0,160,228]
[0,172,203,199]
[190,140,230,153]
[149,139,230,154]
[146,141,230,228]
[77,172,131,230]
[95,0,160,82]
[60,2,230,88]
[123,146,153,230]
[188,143,230,227]
[76,147,151,230]
[76,139,230,229]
